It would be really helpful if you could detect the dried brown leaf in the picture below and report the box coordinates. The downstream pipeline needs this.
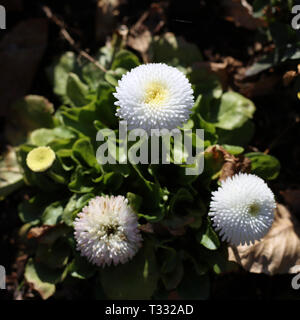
[95,0,124,42]
[222,0,267,30]
[228,204,300,275]
[235,73,280,98]
[127,2,167,62]
[283,70,297,87]
[220,153,251,181]
[128,29,152,61]
[27,224,70,246]
[27,225,54,240]
[223,149,250,180]
[206,145,251,181]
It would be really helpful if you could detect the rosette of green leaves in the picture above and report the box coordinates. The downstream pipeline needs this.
[0,34,280,299]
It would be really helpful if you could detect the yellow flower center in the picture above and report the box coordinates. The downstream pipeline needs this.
[249,203,260,217]
[26,146,56,173]
[144,82,168,106]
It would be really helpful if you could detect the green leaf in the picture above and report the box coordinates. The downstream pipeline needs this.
[48,139,74,153]
[111,50,140,70]
[24,258,65,299]
[68,167,96,193]
[95,82,118,128]
[72,138,98,168]
[68,252,96,280]
[199,234,218,250]
[0,148,24,198]
[60,104,98,138]
[36,239,70,269]
[30,127,76,147]
[216,120,255,146]
[96,45,114,69]
[105,68,127,86]
[63,193,94,226]
[42,201,64,225]
[131,164,163,219]
[127,192,143,213]
[66,73,90,107]
[169,188,193,214]
[198,92,256,130]
[18,194,54,224]
[193,110,218,146]
[221,144,244,155]
[48,51,78,99]
[215,92,256,130]
[102,172,123,191]
[100,242,159,299]
[245,152,281,180]
[5,95,54,145]
[197,223,220,251]
[56,149,76,171]
[189,67,222,98]
[30,128,58,146]
[82,62,105,90]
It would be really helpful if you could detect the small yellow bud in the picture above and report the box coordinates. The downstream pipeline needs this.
[26,146,56,172]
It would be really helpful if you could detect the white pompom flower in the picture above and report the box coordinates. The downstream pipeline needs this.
[113,63,194,133]
[209,173,276,246]
[74,195,143,267]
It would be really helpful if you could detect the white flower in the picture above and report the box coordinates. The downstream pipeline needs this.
[209,173,276,246]
[74,195,142,267]
[113,63,194,133]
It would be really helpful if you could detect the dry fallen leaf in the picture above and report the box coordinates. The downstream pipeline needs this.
[0,19,48,116]
[220,151,251,181]
[27,224,70,246]
[205,145,251,181]
[222,0,267,30]
[128,28,152,62]
[228,204,300,275]
[235,72,280,98]
[95,0,123,42]
[27,226,55,240]
[127,3,167,63]
[283,70,297,87]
